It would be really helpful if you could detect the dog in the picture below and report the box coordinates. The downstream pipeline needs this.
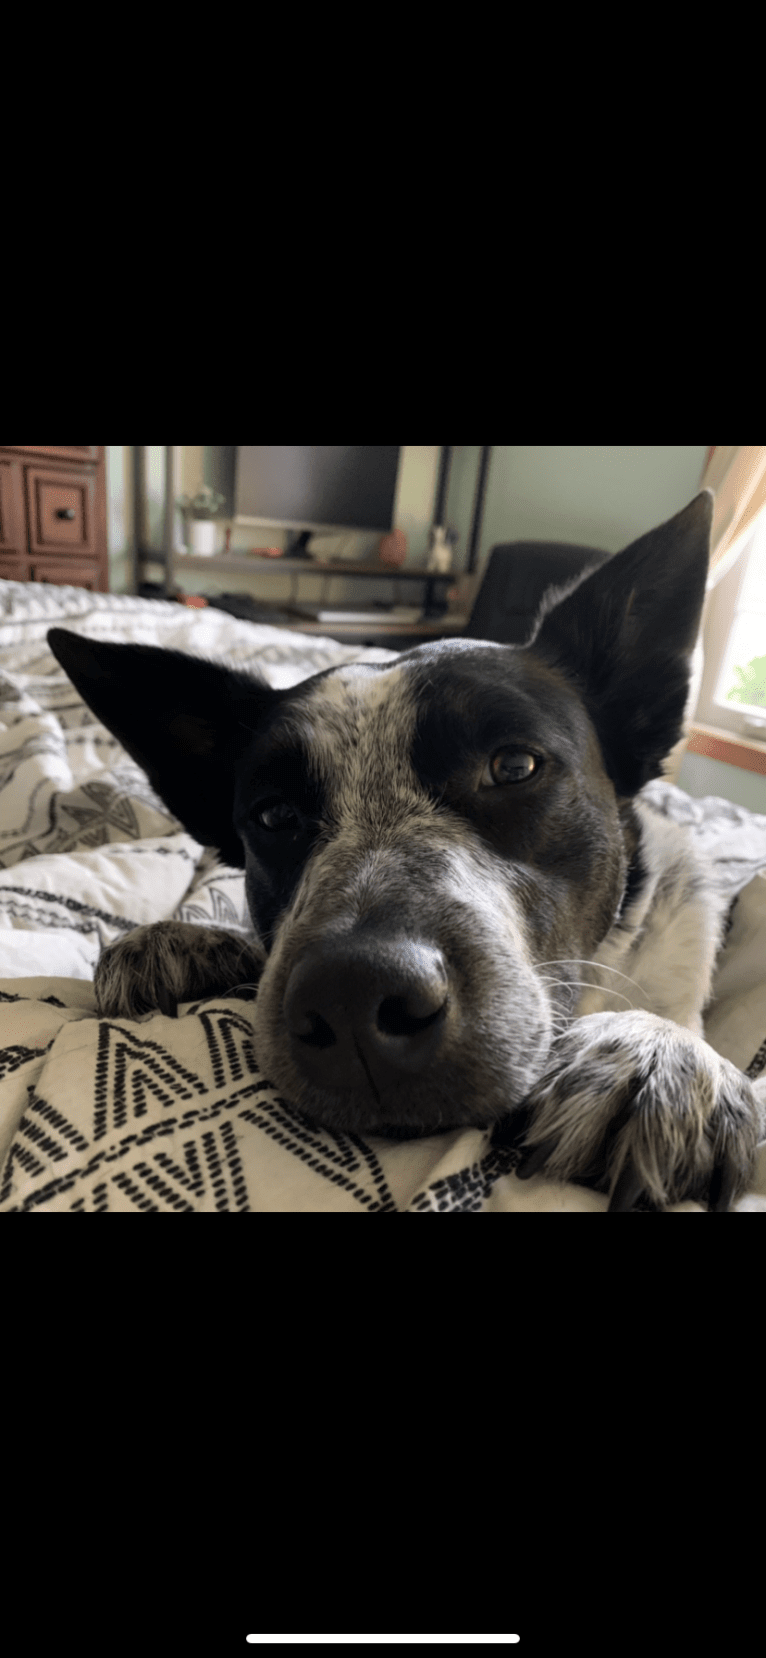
[47,490,765,1210]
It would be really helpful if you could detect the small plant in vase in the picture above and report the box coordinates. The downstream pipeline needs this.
[176,485,227,556]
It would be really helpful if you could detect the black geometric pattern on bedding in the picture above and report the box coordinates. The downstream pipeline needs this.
[0,1002,410,1213]
[746,1036,766,1080]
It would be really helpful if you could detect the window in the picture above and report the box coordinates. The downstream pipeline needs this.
[695,515,766,738]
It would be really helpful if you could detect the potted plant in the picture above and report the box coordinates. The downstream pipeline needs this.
[176,484,226,556]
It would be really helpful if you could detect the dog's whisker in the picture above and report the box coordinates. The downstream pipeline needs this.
[539,974,636,1010]
[539,958,645,994]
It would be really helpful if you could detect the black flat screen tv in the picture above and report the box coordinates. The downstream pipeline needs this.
[234,445,401,534]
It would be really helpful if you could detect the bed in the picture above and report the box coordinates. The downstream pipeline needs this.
[1,578,765,1213]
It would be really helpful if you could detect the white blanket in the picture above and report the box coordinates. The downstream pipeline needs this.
[1,578,765,1212]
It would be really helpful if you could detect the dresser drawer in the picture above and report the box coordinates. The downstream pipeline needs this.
[30,556,102,590]
[0,550,26,580]
[25,465,97,556]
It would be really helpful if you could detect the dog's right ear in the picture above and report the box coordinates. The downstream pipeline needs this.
[527,491,713,794]
[47,629,278,867]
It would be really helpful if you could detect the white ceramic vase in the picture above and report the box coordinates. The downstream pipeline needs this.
[190,519,218,556]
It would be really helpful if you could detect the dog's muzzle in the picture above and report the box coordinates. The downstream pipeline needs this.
[283,934,451,1096]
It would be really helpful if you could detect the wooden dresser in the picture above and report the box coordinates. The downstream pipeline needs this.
[0,445,108,591]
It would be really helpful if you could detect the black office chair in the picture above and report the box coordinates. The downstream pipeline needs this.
[463,540,613,646]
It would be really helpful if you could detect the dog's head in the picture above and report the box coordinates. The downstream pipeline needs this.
[48,490,712,1135]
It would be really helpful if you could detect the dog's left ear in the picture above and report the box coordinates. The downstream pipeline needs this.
[529,490,713,794]
[47,630,279,867]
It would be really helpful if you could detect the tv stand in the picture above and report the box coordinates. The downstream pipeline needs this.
[155,548,476,646]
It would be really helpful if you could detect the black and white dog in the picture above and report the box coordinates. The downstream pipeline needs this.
[48,490,765,1210]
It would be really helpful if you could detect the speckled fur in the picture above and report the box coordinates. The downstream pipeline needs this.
[249,658,556,1133]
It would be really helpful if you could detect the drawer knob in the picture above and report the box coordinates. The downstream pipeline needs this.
[56,508,76,520]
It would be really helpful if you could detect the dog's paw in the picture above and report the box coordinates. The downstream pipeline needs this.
[94,921,265,1019]
[514,1011,764,1212]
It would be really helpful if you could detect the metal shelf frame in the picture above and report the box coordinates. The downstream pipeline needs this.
[132,445,493,636]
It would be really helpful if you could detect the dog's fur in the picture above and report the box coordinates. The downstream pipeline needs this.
[47,491,765,1209]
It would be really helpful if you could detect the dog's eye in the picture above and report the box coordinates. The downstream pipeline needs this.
[253,799,301,833]
[483,747,541,786]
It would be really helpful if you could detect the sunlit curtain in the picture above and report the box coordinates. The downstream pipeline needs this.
[701,445,766,585]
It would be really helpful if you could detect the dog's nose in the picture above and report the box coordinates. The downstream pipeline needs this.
[283,936,450,1091]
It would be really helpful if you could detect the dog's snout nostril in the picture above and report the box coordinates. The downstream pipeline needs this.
[284,936,452,1089]
[295,1010,336,1049]
[377,995,445,1038]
